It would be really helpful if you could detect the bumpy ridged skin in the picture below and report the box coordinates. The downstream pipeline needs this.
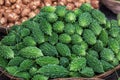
[8,57,24,66]
[72,45,86,56]
[117,52,120,61]
[80,67,95,78]
[56,43,71,57]
[80,41,88,50]
[19,59,34,71]
[110,58,119,67]
[39,42,58,56]
[69,71,81,77]
[88,49,99,58]
[0,56,8,68]
[74,23,83,35]
[41,6,56,13]
[53,21,64,33]
[93,40,104,52]
[105,20,111,29]
[14,72,30,80]
[60,57,69,67]
[90,22,102,36]
[71,34,83,44]
[23,36,36,46]
[14,42,25,51]
[69,57,86,71]
[92,10,106,24]
[55,6,66,17]
[31,22,45,44]
[6,66,19,75]
[59,33,71,44]
[100,48,115,62]
[29,67,38,76]
[108,38,119,54]
[19,28,30,38]
[19,47,43,59]
[23,21,45,44]
[101,60,114,71]
[1,35,16,46]
[32,75,48,80]
[65,11,76,23]
[64,23,75,35]
[40,19,52,36]
[78,12,92,27]
[37,64,69,78]
[0,45,14,59]
[109,26,120,38]
[48,32,58,45]
[46,13,58,23]
[99,29,108,47]
[110,20,118,27]
[83,29,96,45]
[86,54,104,73]
[36,56,59,66]
[80,3,92,12]
[74,8,83,17]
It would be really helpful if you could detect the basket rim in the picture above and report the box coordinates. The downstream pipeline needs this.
[0,65,120,80]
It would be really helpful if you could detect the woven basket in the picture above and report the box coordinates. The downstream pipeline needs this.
[0,65,120,80]
[101,0,120,14]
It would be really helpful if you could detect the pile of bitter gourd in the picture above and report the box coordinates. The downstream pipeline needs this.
[0,3,120,80]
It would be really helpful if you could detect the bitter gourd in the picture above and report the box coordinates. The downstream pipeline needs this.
[100,48,115,62]
[80,67,95,77]
[83,29,96,45]
[86,54,104,73]
[59,33,71,44]
[0,45,14,59]
[36,56,59,66]
[72,45,86,56]
[78,12,92,27]
[92,9,106,24]
[19,47,43,59]
[39,42,58,56]
[37,64,69,78]
[69,57,86,71]
[56,43,71,57]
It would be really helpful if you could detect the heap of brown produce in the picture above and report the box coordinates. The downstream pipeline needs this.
[0,0,99,28]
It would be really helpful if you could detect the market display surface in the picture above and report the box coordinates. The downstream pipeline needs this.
[0,3,120,80]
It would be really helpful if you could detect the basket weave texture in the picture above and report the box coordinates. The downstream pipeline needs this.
[101,0,120,14]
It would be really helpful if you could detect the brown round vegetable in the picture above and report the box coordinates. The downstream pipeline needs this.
[0,17,7,25]
[34,9,40,14]
[66,2,75,10]
[5,0,11,7]
[58,0,67,5]
[15,21,21,25]
[21,8,31,17]
[9,0,16,4]
[0,0,4,6]
[22,0,31,4]
[14,8,21,14]
[29,2,37,10]
[44,0,52,6]
[28,11,36,18]
[74,2,82,7]
[21,17,28,22]
[6,12,19,22]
